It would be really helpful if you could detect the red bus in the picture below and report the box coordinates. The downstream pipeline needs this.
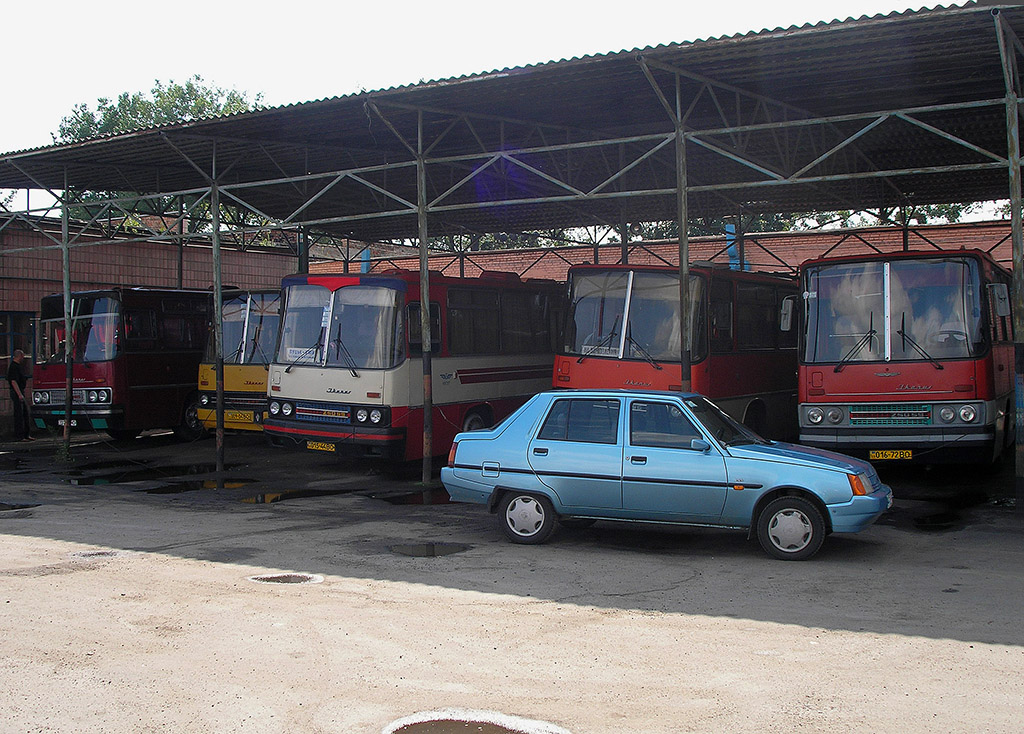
[795,249,1014,464]
[263,270,564,461]
[31,288,210,441]
[553,263,798,440]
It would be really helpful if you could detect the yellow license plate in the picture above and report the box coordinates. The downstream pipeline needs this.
[307,441,336,452]
[225,410,254,423]
[869,449,912,460]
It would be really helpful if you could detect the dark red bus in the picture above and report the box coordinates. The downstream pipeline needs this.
[795,249,1014,464]
[32,288,210,441]
[554,263,798,440]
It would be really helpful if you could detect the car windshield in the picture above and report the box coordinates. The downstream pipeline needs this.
[684,395,768,446]
[38,295,120,364]
[803,257,985,364]
[277,283,404,369]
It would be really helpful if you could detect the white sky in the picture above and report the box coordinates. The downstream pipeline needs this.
[1,1,950,154]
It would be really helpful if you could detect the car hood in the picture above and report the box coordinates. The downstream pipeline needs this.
[726,441,873,474]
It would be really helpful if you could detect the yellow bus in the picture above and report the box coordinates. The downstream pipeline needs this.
[198,289,281,431]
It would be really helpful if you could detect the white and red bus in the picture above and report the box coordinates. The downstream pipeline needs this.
[32,288,210,441]
[263,270,564,460]
[553,263,798,440]
[795,249,1014,464]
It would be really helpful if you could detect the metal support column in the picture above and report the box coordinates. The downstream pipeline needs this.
[211,180,226,487]
[417,112,434,485]
[676,120,691,392]
[297,226,309,274]
[60,169,72,457]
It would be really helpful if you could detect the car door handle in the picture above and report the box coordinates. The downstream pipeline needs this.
[533,447,548,456]
[630,456,647,464]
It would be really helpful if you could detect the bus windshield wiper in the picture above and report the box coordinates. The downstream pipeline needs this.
[834,313,876,373]
[577,316,620,363]
[897,313,943,371]
[625,334,663,370]
[329,324,359,378]
[284,334,324,373]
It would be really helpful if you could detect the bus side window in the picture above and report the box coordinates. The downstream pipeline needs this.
[709,280,733,353]
[408,303,441,355]
[123,309,157,350]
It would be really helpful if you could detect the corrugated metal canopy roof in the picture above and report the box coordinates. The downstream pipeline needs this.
[2,3,1022,241]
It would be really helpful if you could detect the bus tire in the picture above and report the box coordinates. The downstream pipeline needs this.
[743,402,767,436]
[462,408,490,432]
[173,394,206,441]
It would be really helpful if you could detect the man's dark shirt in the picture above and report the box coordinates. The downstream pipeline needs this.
[7,359,27,401]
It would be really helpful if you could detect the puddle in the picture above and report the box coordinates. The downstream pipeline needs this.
[371,488,452,505]
[912,511,963,531]
[248,573,323,585]
[141,478,256,494]
[71,459,150,472]
[0,457,27,470]
[66,463,242,486]
[242,489,350,504]
[0,502,39,511]
[384,710,571,734]
[392,723,526,734]
[390,543,470,557]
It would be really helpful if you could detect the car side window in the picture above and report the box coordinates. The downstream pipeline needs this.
[630,401,701,449]
[538,399,620,444]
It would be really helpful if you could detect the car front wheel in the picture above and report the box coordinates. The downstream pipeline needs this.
[756,496,825,561]
[498,492,556,544]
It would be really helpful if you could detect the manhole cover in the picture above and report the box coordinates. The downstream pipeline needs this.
[248,573,323,585]
[390,543,470,557]
[384,710,570,734]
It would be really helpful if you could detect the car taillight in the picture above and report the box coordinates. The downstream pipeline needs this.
[447,441,459,467]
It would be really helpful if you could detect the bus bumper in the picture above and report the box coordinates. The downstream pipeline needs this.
[32,407,125,432]
[799,425,997,464]
[263,419,406,460]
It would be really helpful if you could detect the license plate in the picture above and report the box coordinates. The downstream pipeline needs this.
[58,419,78,427]
[869,449,912,460]
[307,441,336,452]
[225,410,254,423]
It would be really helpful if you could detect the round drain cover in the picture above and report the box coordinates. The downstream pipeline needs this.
[248,572,323,585]
[390,543,470,557]
[384,710,571,734]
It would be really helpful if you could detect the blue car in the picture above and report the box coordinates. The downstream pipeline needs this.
[441,390,892,560]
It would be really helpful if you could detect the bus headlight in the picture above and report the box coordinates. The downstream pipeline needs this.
[269,401,281,416]
[88,390,98,403]
[959,405,978,423]
[356,408,369,423]
[807,407,824,425]
[827,408,843,424]
[33,392,45,404]
[200,394,210,406]
[281,402,294,417]
[369,409,382,424]
[938,406,956,423]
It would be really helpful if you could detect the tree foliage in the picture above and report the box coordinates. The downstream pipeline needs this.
[54,76,262,145]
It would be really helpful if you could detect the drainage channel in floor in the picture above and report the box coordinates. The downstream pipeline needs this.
[390,543,470,557]
[65,463,243,486]
[242,489,354,504]
[248,572,323,585]
[140,478,256,494]
[367,488,452,505]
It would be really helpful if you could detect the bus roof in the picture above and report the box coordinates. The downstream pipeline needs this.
[798,248,1009,275]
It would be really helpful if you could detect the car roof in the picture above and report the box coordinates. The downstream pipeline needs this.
[544,389,702,402]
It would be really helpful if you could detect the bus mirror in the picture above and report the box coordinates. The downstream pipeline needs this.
[780,295,796,332]
[989,283,1011,318]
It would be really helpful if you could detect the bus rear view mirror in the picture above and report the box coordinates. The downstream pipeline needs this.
[780,295,796,332]
[988,283,1010,318]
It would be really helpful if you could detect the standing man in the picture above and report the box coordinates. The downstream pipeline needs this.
[7,349,33,442]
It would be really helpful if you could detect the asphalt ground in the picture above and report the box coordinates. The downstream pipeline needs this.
[0,430,1021,733]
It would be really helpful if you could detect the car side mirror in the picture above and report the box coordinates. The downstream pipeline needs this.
[690,438,711,453]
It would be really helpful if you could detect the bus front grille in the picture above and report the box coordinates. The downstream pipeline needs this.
[849,404,931,426]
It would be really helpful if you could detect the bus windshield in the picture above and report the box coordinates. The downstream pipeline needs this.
[38,295,120,364]
[210,292,281,365]
[565,270,705,362]
[803,257,985,364]
[277,284,404,369]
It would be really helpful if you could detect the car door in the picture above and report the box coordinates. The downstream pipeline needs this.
[527,397,623,510]
[621,398,729,519]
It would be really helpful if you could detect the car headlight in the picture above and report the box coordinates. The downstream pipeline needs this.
[938,406,955,423]
[356,408,369,423]
[959,405,977,423]
[369,409,382,424]
[827,408,843,424]
[282,402,294,416]
[200,394,210,406]
[269,401,281,415]
[807,407,824,425]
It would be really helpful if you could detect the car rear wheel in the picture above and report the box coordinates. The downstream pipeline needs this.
[756,496,825,561]
[498,492,556,544]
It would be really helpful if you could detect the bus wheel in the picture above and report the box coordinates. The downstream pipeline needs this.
[743,403,767,436]
[756,496,825,561]
[173,395,206,441]
[462,409,490,432]
[107,429,140,441]
[498,492,556,544]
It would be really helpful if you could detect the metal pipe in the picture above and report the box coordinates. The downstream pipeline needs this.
[417,112,434,486]
[61,168,72,456]
[211,179,225,487]
[676,113,691,393]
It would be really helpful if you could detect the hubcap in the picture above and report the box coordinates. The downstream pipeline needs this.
[767,508,812,552]
[505,497,545,537]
